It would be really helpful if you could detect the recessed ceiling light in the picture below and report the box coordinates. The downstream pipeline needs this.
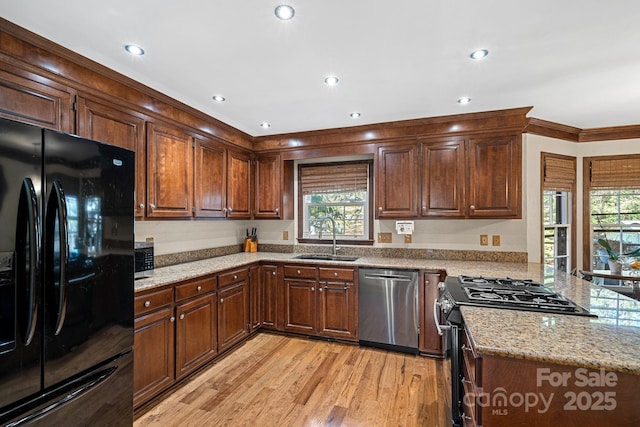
[274,5,295,20]
[212,95,226,102]
[470,49,489,60]
[260,122,271,129]
[324,76,339,86]
[124,44,144,56]
[350,112,361,118]
[458,97,472,105]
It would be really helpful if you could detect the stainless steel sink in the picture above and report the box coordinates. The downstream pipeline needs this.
[293,254,359,262]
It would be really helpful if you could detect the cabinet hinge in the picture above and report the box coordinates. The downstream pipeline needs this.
[192,140,196,148]
[191,206,195,213]
[72,101,78,111]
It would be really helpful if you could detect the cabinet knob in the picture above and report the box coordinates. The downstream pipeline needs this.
[179,314,185,320]
[233,275,238,280]
[144,301,150,307]
[275,208,279,213]
[228,207,233,212]
[139,203,145,209]
[170,316,175,322]
[223,208,228,213]
[272,271,276,276]
[319,287,323,292]
[311,287,314,292]
[378,207,383,211]
[150,203,156,210]
[425,280,429,284]
[297,269,301,275]
[470,205,476,210]
[197,285,202,291]
[220,298,224,303]
[334,272,338,277]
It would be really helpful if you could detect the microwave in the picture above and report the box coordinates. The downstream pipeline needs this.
[134,242,154,279]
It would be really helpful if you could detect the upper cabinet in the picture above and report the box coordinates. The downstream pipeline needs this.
[76,95,146,218]
[0,69,73,132]
[146,121,194,218]
[467,135,521,218]
[194,137,226,218]
[254,154,281,219]
[226,150,252,219]
[375,143,419,218]
[376,134,522,220]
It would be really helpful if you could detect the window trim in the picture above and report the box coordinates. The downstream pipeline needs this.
[540,152,576,271]
[297,160,374,245]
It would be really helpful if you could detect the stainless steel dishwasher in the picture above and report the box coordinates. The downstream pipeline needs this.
[358,268,419,353]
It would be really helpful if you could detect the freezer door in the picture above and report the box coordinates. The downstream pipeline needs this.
[42,130,134,389]
[3,350,133,426]
[0,119,43,411]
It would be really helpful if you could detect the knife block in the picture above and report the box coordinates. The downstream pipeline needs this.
[244,238,258,252]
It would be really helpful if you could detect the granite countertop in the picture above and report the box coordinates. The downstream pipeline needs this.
[134,251,640,375]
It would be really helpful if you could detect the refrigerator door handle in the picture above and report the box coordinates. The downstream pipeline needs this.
[5,365,117,427]
[47,181,69,336]
[17,178,40,345]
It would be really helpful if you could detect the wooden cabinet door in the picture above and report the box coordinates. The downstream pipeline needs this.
[254,154,282,219]
[419,271,445,356]
[133,307,175,408]
[175,293,217,379]
[146,122,193,218]
[249,264,261,331]
[226,149,252,219]
[468,135,521,218]
[375,143,419,218]
[261,265,280,330]
[283,278,317,335]
[194,136,227,218]
[76,96,146,218]
[317,281,357,341]
[218,281,250,352]
[420,139,466,217]
[0,68,73,132]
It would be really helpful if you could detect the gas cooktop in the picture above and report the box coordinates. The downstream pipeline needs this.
[442,275,595,317]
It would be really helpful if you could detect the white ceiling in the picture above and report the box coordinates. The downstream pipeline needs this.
[2,0,639,137]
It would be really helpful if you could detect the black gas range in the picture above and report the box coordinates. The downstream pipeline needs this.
[440,275,594,325]
[437,275,595,427]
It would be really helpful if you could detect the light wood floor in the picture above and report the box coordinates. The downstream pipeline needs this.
[134,333,452,427]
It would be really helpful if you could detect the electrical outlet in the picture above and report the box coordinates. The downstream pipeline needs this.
[492,235,501,246]
[283,230,289,241]
[404,234,412,244]
[480,234,489,246]
[378,232,392,243]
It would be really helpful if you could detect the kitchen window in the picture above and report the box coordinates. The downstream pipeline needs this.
[584,155,640,270]
[298,161,373,244]
[541,153,576,272]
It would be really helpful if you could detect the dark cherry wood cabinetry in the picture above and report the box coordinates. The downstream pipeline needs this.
[467,135,521,218]
[419,270,446,356]
[75,95,147,218]
[249,265,262,331]
[420,139,466,217]
[282,264,358,342]
[226,150,252,219]
[146,121,194,218]
[133,287,175,408]
[194,136,227,218]
[0,68,73,132]
[375,143,419,218]
[254,154,282,219]
[260,264,280,330]
[217,268,250,351]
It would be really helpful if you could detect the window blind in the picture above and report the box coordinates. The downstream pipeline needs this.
[589,156,640,190]
[300,162,369,194]
[543,154,576,192]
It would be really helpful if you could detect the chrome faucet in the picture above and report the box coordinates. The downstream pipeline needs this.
[318,216,339,256]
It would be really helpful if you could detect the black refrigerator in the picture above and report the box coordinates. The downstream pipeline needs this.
[0,117,134,425]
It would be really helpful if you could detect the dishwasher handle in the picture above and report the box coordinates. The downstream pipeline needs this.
[363,273,414,282]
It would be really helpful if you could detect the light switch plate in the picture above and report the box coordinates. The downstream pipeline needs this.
[378,232,392,243]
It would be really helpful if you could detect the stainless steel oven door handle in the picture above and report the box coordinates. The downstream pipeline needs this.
[434,299,451,336]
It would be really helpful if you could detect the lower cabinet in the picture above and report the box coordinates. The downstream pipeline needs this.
[249,264,262,331]
[283,264,358,342]
[175,293,217,378]
[217,270,250,352]
[260,264,280,330]
[419,270,446,356]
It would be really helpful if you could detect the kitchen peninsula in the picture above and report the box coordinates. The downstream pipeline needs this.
[134,252,640,425]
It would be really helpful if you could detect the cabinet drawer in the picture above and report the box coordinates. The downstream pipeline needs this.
[135,287,173,316]
[318,267,355,282]
[218,268,248,288]
[284,265,316,279]
[462,327,481,386]
[175,276,217,302]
